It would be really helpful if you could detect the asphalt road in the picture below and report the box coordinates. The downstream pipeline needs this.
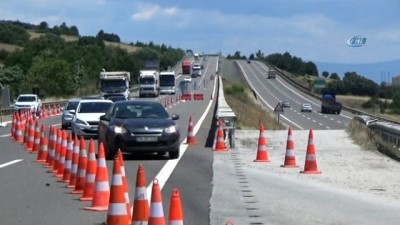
[0,56,219,225]
[235,60,354,130]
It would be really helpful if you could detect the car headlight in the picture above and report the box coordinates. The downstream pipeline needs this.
[111,125,127,134]
[75,118,87,125]
[164,125,177,134]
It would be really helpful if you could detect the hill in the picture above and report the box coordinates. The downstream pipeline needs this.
[315,60,400,84]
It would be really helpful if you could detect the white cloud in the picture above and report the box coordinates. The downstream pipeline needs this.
[131,4,179,22]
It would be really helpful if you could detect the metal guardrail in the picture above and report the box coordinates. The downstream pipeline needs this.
[216,75,236,148]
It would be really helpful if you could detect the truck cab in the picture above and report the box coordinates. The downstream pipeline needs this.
[321,92,342,114]
[138,70,160,97]
[99,71,131,99]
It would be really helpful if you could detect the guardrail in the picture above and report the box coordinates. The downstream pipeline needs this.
[215,75,236,148]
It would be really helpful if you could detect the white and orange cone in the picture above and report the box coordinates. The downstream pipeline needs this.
[254,123,270,162]
[186,116,197,145]
[131,164,150,225]
[301,129,321,174]
[148,179,165,225]
[72,136,87,194]
[281,127,299,168]
[167,188,184,225]
[67,135,80,188]
[80,139,97,201]
[213,119,227,152]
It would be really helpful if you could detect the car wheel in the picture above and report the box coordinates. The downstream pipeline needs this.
[61,125,67,130]
[105,137,119,160]
[169,148,180,159]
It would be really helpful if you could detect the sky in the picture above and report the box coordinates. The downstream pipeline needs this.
[0,0,399,65]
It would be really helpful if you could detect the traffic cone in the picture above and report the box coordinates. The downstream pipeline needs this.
[23,117,31,147]
[281,127,299,168]
[31,123,43,153]
[67,135,81,188]
[60,133,73,183]
[105,157,129,225]
[52,129,62,174]
[167,188,184,225]
[80,139,97,201]
[254,123,270,162]
[131,164,150,225]
[11,113,16,140]
[56,130,68,178]
[25,119,36,151]
[148,179,165,225]
[85,142,109,211]
[116,150,131,221]
[213,119,227,152]
[186,116,196,145]
[301,129,321,174]
[15,114,24,143]
[72,136,88,194]
[45,126,57,168]
[36,136,48,163]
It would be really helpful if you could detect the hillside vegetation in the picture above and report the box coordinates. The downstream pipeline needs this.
[0,20,185,99]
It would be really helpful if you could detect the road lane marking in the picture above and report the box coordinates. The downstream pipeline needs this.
[143,57,219,205]
[1,134,11,137]
[0,159,23,168]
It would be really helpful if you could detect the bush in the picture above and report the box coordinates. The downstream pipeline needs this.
[225,83,244,95]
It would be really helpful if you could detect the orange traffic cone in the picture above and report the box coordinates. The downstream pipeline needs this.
[23,117,31,147]
[15,114,24,143]
[254,123,270,162]
[36,136,48,163]
[52,129,62,174]
[186,116,197,145]
[44,126,56,168]
[116,150,131,221]
[105,157,129,225]
[72,136,88,194]
[11,113,16,141]
[301,129,321,174]
[131,164,150,225]
[167,188,184,225]
[213,119,227,152]
[80,139,97,201]
[60,133,73,183]
[281,127,299,168]
[25,119,36,151]
[56,131,68,178]
[67,135,80,188]
[148,179,165,225]
[32,123,44,153]
[85,142,109,211]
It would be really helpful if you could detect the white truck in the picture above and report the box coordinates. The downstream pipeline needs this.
[13,94,42,116]
[192,64,202,77]
[99,70,131,99]
[159,71,176,95]
[138,70,160,97]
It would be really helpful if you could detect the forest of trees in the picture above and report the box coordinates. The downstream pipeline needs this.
[0,20,185,98]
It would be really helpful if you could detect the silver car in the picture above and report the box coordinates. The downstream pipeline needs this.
[301,103,313,112]
[61,98,81,129]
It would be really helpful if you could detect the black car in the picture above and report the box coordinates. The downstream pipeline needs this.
[98,100,180,159]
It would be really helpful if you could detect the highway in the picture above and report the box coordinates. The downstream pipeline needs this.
[0,56,219,225]
[235,60,353,130]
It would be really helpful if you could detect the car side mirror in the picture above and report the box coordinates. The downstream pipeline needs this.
[100,115,109,121]
[69,109,76,114]
[38,99,41,102]
[171,114,179,120]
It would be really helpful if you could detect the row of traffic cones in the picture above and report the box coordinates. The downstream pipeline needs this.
[253,125,321,174]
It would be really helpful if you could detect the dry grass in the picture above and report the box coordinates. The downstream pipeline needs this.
[0,43,22,52]
[104,41,141,53]
[346,119,377,150]
[223,80,285,130]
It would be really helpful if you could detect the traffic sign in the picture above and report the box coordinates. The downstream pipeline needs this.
[314,78,326,88]
[274,103,284,113]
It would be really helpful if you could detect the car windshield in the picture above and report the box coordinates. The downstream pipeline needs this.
[78,102,112,113]
[114,103,169,119]
[17,96,36,102]
[66,101,80,110]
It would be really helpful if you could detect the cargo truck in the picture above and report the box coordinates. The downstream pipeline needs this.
[138,70,160,97]
[182,60,192,75]
[321,92,342,114]
[99,70,131,99]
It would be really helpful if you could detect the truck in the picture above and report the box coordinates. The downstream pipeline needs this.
[192,64,202,77]
[99,70,131,99]
[182,60,192,75]
[13,94,42,117]
[159,71,176,95]
[321,92,342,114]
[138,70,160,97]
[267,69,276,79]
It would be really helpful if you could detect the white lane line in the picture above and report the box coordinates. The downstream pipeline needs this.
[143,58,219,202]
[0,159,23,168]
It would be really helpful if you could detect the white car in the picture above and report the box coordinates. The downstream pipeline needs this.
[183,75,192,83]
[13,94,42,116]
[71,99,113,138]
[301,103,313,112]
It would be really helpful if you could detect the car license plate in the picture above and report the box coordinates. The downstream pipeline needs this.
[136,136,157,142]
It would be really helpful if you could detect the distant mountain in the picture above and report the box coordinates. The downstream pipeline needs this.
[315,60,400,84]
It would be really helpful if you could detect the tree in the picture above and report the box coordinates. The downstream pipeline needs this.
[249,54,255,60]
[37,21,49,32]
[255,50,264,59]
[330,73,340,80]
[322,71,329,78]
